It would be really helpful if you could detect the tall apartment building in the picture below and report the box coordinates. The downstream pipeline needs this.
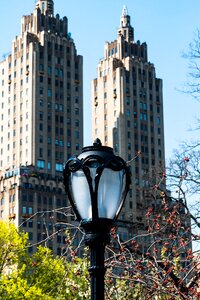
[92,7,165,245]
[0,0,83,254]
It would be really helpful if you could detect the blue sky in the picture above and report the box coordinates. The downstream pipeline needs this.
[1,0,200,161]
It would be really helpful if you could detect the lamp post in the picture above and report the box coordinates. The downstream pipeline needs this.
[63,139,131,300]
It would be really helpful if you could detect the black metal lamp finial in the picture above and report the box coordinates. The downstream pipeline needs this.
[93,138,102,147]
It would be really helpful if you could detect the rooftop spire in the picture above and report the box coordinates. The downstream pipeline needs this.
[122,5,128,16]
[118,5,134,42]
[35,0,54,16]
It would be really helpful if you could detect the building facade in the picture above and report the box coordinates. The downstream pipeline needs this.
[92,7,165,245]
[0,0,83,254]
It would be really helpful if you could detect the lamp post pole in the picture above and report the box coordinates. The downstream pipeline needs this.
[63,139,131,300]
[89,242,105,300]
[82,220,112,300]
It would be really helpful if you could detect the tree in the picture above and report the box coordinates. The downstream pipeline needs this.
[1,143,200,300]
[102,145,200,299]
[183,29,200,100]
[167,143,200,230]
[0,220,27,275]
[0,220,89,300]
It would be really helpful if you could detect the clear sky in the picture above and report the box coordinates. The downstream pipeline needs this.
[1,0,200,161]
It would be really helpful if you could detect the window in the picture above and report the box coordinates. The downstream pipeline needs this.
[60,128,64,135]
[28,232,33,241]
[39,112,43,121]
[22,206,26,214]
[28,207,33,215]
[55,103,59,111]
[75,131,79,139]
[39,64,44,72]
[37,159,45,169]
[39,148,43,157]
[48,66,52,75]
[48,89,52,97]
[56,163,63,172]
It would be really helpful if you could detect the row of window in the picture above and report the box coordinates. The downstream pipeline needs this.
[1,54,29,75]
[0,207,15,218]
[37,160,63,172]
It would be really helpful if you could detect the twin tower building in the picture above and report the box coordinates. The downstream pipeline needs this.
[0,1,165,254]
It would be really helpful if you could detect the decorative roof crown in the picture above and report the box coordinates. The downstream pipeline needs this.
[35,0,54,16]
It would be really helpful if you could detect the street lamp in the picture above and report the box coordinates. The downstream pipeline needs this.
[63,139,131,300]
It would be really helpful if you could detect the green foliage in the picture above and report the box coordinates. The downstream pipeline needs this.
[24,246,66,298]
[0,221,89,300]
[0,220,198,299]
[0,220,27,274]
[0,270,50,300]
[105,279,147,299]
[64,257,90,299]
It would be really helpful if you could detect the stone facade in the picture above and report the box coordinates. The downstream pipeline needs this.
[0,0,83,254]
[92,6,165,246]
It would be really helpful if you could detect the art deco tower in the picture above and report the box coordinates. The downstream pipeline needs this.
[92,7,165,243]
[0,0,83,254]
